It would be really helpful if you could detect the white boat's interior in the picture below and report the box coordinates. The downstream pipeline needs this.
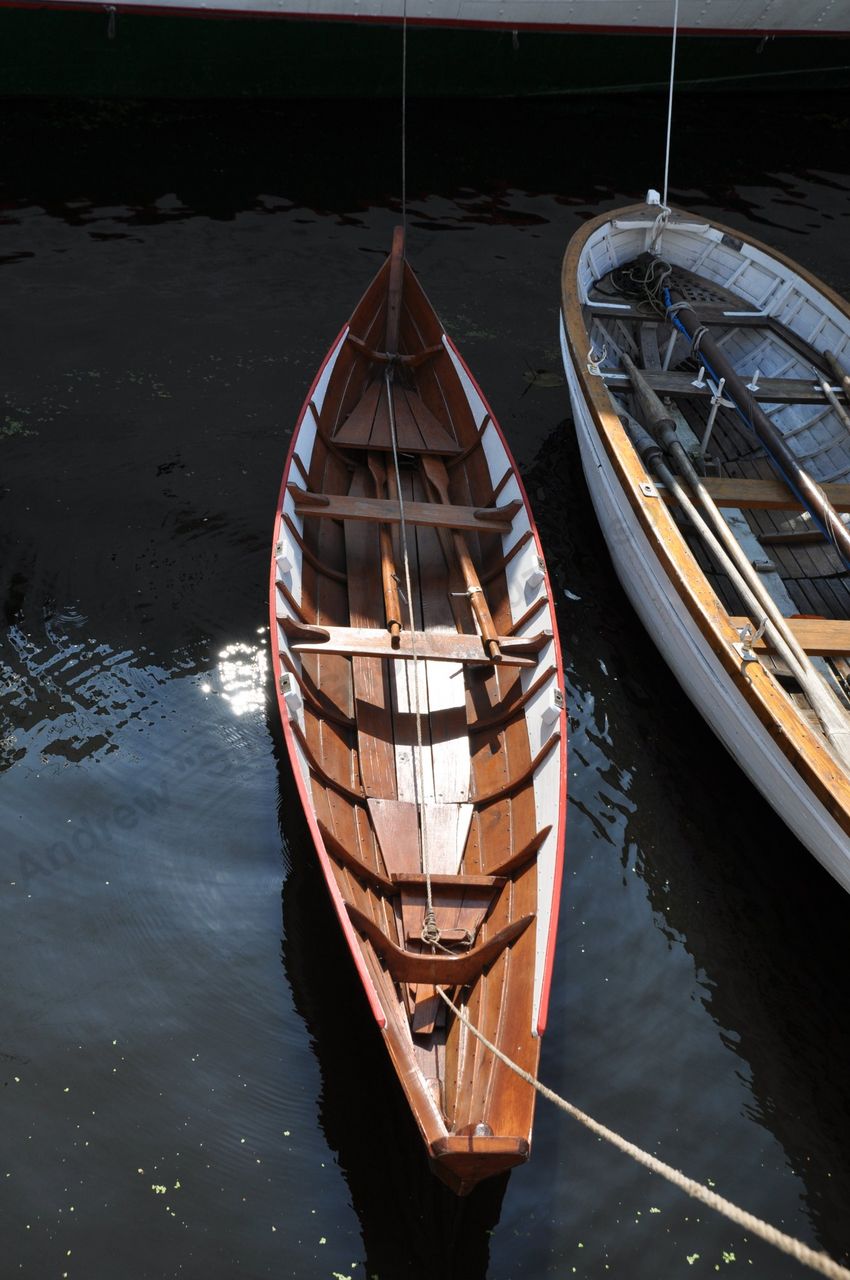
[580,211,850,484]
[576,206,850,729]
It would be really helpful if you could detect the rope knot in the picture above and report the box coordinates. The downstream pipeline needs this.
[421,906,441,946]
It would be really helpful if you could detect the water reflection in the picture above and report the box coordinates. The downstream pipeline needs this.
[276,730,508,1280]
[535,423,850,1271]
[206,635,269,717]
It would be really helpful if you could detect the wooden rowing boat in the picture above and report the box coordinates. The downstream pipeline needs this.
[560,199,850,889]
[270,229,567,1194]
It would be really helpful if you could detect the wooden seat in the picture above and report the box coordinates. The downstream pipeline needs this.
[332,378,462,455]
[656,476,850,513]
[288,484,521,534]
[279,618,552,667]
[390,872,505,888]
[587,298,768,325]
[606,367,847,407]
[728,615,850,657]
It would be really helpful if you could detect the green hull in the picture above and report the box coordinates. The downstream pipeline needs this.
[1,9,849,98]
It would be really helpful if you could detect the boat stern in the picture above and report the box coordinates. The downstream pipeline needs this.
[429,1133,530,1196]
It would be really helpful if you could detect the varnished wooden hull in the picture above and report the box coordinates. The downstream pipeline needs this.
[561,204,850,887]
[271,236,567,1192]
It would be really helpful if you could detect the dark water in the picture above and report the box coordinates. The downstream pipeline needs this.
[2,91,850,1280]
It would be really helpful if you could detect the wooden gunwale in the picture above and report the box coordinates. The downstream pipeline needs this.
[444,330,568,1038]
[561,205,850,837]
[269,325,387,1028]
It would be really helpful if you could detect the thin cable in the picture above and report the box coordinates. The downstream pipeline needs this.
[438,990,850,1280]
[384,367,437,942]
[662,0,679,209]
[401,0,408,236]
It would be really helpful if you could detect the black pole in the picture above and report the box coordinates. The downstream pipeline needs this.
[667,292,850,572]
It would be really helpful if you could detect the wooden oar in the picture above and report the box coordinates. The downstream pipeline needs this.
[819,352,850,438]
[367,451,403,643]
[421,454,501,662]
[667,292,850,571]
[825,351,850,401]
[622,353,850,766]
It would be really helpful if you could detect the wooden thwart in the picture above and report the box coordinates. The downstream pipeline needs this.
[729,615,850,657]
[280,617,551,667]
[656,476,850,514]
[607,367,848,406]
[289,484,521,534]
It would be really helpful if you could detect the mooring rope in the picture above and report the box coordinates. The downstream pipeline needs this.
[384,367,438,943]
[438,990,850,1280]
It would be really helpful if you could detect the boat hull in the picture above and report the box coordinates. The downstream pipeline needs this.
[560,205,850,889]
[561,318,850,887]
[2,6,848,98]
[271,238,567,1192]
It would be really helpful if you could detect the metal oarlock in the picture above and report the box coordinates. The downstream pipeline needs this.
[700,377,734,458]
[586,343,608,376]
[734,616,768,664]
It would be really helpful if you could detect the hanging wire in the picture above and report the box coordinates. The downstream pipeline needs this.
[401,0,408,235]
[662,0,679,210]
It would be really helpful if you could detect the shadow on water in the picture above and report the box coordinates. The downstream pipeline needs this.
[273,720,508,1280]
[537,415,850,1268]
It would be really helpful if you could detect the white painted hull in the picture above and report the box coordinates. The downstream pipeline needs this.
[29,0,850,34]
[560,318,850,889]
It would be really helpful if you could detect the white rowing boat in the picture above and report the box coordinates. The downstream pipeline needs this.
[561,199,850,888]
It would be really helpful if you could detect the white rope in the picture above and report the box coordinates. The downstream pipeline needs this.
[662,0,679,210]
[438,990,850,1280]
[384,367,437,942]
